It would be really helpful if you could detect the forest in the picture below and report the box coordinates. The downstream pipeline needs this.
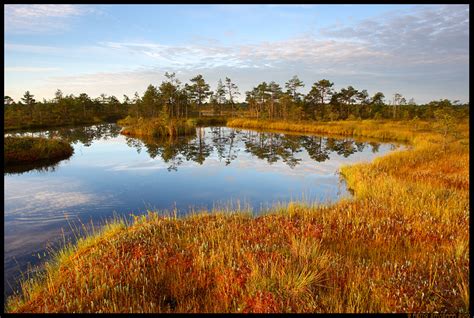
[4,73,469,131]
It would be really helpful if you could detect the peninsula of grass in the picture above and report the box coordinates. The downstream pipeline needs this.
[6,119,469,313]
[226,118,426,142]
[4,136,74,166]
[118,116,196,138]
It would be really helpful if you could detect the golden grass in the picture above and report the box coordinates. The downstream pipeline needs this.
[7,119,469,313]
[226,118,428,142]
[118,116,196,137]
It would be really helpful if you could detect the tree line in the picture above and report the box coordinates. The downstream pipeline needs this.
[4,89,127,130]
[4,73,469,130]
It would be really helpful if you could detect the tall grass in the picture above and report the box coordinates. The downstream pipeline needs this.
[6,119,469,313]
[118,116,196,137]
[226,118,427,142]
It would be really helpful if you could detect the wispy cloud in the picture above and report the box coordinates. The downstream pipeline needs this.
[100,37,388,70]
[4,178,116,217]
[99,5,468,73]
[5,4,96,33]
[6,5,468,74]
[4,43,59,53]
[5,67,62,73]
[320,5,469,66]
[4,5,469,103]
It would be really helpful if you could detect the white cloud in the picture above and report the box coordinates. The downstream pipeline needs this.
[5,67,61,73]
[8,4,81,17]
[320,5,469,66]
[100,37,388,70]
[4,178,120,218]
[4,43,59,53]
[5,4,95,33]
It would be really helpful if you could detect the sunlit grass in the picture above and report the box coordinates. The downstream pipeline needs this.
[118,116,196,137]
[7,118,469,313]
[227,118,429,142]
[4,136,74,165]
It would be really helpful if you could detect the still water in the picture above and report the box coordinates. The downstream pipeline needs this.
[4,123,401,296]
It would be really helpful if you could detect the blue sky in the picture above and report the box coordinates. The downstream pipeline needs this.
[4,4,469,103]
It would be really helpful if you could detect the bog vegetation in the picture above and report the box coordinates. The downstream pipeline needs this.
[118,116,196,138]
[5,117,469,313]
[4,136,74,166]
[4,72,469,313]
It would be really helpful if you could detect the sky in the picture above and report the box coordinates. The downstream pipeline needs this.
[4,4,470,104]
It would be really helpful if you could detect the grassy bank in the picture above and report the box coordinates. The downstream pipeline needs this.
[4,118,101,132]
[6,119,469,313]
[4,115,127,132]
[118,116,196,138]
[226,118,435,142]
[4,136,74,166]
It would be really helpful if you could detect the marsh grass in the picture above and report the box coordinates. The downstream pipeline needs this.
[226,118,423,142]
[118,116,196,137]
[4,136,74,166]
[6,119,469,313]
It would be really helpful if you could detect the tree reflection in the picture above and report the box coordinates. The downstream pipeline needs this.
[6,124,385,173]
[369,141,381,153]
[301,136,330,162]
[9,123,122,146]
[4,158,66,175]
[125,134,196,172]
[125,127,384,171]
[185,128,213,165]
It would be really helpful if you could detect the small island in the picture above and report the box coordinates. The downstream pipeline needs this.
[4,136,74,167]
[118,116,196,138]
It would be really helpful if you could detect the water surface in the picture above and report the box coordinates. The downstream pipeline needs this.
[4,123,401,296]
